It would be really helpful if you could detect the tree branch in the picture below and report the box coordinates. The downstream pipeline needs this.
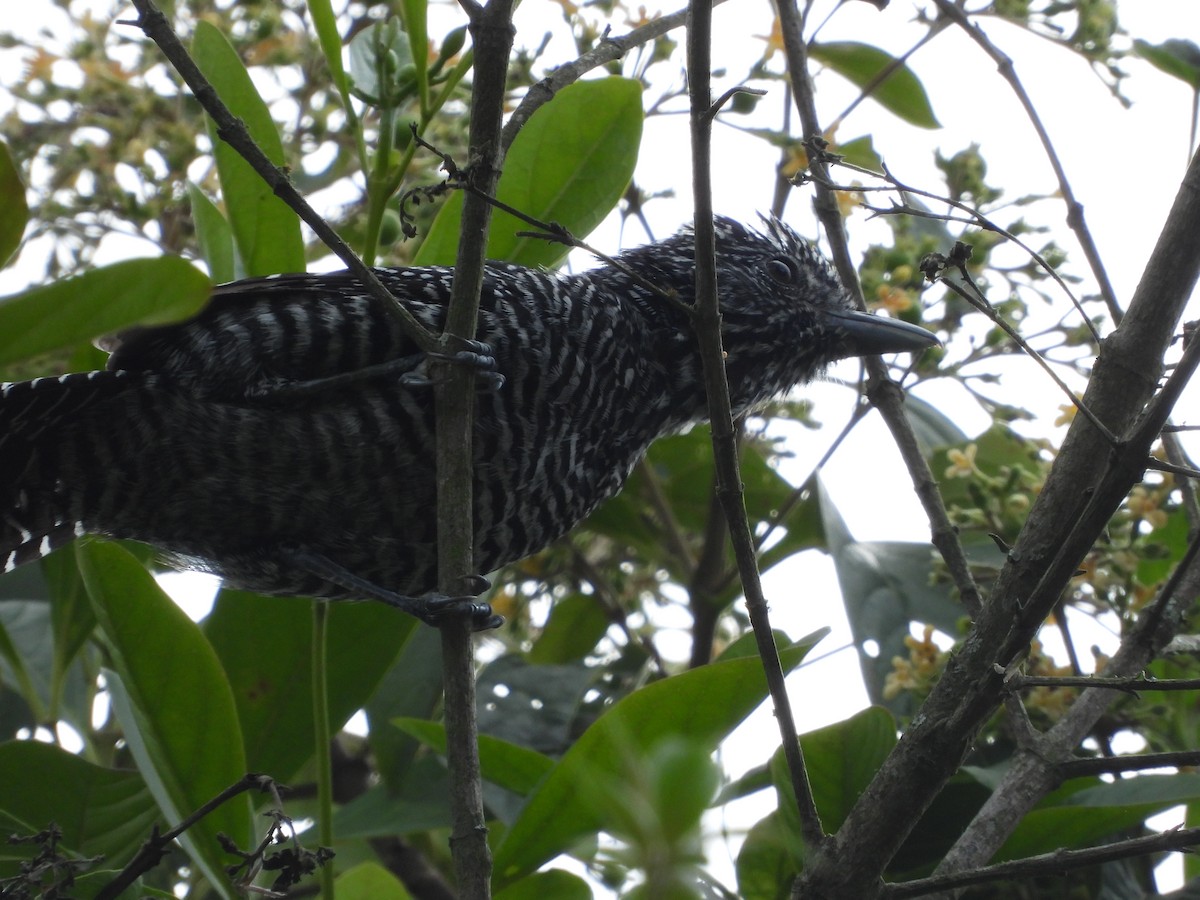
[434,1,516,896]
[885,826,1200,899]
[124,0,439,352]
[688,0,822,849]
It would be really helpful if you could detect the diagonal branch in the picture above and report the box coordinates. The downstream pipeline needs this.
[930,0,1123,323]
[124,0,440,353]
[688,0,822,849]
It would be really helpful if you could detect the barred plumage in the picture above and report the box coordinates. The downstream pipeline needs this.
[0,217,937,627]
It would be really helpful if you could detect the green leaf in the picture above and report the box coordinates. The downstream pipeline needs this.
[364,627,445,791]
[0,740,158,879]
[736,810,800,900]
[809,42,940,128]
[393,717,554,797]
[495,869,593,900]
[204,590,415,782]
[834,135,883,172]
[903,393,969,455]
[335,860,414,900]
[779,707,896,834]
[416,78,643,268]
[820,479,975,709]
[77,541,252,896]
[996,772,1200,862]
[0,258,210,369]
[192,21,305,277]
[348,19,416,107]
[42,550,96,724]
[308,0,352,99]
[527,593,610,664]
[585,428,826,597]
[1134,39,1200,89]
[0,141,27,268]
[400,0,429,110]
[492,635,821,885]
[332,756,453,838]
[187,183,235,284]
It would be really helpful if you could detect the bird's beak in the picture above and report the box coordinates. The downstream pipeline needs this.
[824,308,940,358]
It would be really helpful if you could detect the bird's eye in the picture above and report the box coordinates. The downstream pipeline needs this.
[766,257,798,285]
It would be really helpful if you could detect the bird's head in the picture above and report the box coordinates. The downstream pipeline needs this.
[621,216,939,410]
[712,214,937,367]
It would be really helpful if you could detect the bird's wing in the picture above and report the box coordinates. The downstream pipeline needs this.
[102,269,455,399]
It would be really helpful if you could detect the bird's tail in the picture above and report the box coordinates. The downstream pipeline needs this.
[0,371,134,573]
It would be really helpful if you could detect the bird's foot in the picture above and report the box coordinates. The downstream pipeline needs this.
[399,339,504,391]
[286,548,503,631]
[418,593,504,631]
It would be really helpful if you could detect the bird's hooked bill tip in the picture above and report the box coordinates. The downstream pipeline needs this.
[825,308,941,358]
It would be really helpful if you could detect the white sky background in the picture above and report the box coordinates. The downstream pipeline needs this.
[2,0,1200,893]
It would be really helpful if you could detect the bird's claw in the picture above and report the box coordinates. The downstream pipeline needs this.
[398,340,504,391]
[422,593,504,632]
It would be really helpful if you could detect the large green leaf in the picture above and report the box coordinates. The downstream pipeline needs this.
[737,809,798,900]
[492,634,822,885]
[308,0,352,100]
[77,541,252,897]
[1134,39,1200,89]
[364,626,445,791]
[0,740,158,879]
[0,141,27,268]
[393,718,554,798]
[415,78,643,268]
[0,258,210,369]
[192,21,305,277]
[204,589,415,782]
[820,478,978,710]
[785,707,896,835]
[495,869,592,900]
[810,42,940,129]
[585,427,826,595]
[187,182,235,284]
[335,861,414,900]
[997,772,1200,863]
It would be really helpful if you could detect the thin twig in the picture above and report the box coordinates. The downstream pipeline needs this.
[883,826,1200,898]
[1057,750,1200,779]
[123,0,440,353]
[433,1,516,895]
[807,157,1100,345]
[999,670,1200,693]
[687,0,823,849]
[937,274,1116,445]
[97,774,278,900]
[930,0,1123,324]
[499,0,729,153]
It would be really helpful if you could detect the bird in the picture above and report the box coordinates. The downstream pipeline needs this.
[0,216,937,628]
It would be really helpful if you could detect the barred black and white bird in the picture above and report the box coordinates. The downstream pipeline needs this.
[0,217,936,628]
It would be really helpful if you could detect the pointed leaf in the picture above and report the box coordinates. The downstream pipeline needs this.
[0,258,210,369]
[1134,39,1200,89]
[0,740,157,878]
[810,41,940,128]
[308,0,352,98]
[204,589,415,782]
[495,869,592,900]
[192,21,305,276]
[393,717,554,797]
[77,541,251,895]
[0,141,27,268]
[775,706,896,834]
[187,183,235,284]
[336,860,414,899]
[416,78,643,267]
[493,635,822,885]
